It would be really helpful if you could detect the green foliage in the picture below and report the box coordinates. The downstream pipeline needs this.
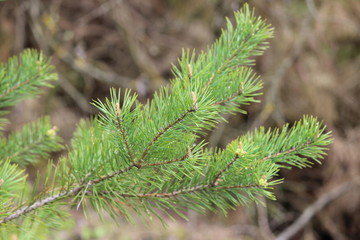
[0,49,57,132]
[0,4,332,239]
[0,117,63,167]
[0,49,63,238]
[0,49,57,108]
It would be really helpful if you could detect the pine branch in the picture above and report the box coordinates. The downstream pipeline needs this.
[86,183,261,199]
[140,106,196,163]
[1,151,193,224]
[142,149,190,167]
[211,153,240,186]
[0,5,333,237]
[0,49,58,111]
[0,117,63,167]
[0,167,261,226]
[0,164,134,225]
[213,82,245,107]
[0,115,331,225]
[260,139,312,162]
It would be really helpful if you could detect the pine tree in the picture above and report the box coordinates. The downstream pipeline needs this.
[0,4,332,239]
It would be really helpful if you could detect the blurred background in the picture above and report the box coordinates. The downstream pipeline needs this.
[1,0,360,239]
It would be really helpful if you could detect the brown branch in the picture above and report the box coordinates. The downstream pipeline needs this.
[0,187,79,225]
[0,144,193,225]
[0,165,135,225]
[139,108,196,163]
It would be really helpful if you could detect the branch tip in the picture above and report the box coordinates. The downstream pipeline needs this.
[259,175,268,187]
[187,64,193,79]
[46,126,58,137]
[116,103,121,117]
[235,142,246,156]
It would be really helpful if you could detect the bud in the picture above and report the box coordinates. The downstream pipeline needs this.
[46,126,58,137]
[188,64,193,79]
[116,103,121,117]
[240,82,244,93]
[11,234,18,240]
[191,92,198,110]
[235,142,246,156]
[259,175,268,187]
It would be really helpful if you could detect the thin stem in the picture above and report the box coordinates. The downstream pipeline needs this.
[212,88,243,106]
[139,108,196,163]
[0,188,77,225]
[215,35,252,75]
[215,184,260,190]
[211,154,240,186]
[121,184,211,198]
[0,146,193,225]
[88,183,261,199]
[115,113,136,165]
[141,152,190,167]
[7,136,48,164]
[0,165,135,225]
[260,139,312,162]
[0,78,31,100]
[88,165,135,186]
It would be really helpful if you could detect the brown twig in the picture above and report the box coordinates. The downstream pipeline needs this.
[0,144,195,225]
[0,165,135,225]
[275,180,359,240]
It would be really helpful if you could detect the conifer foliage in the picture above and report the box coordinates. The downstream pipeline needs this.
[0,4,332,238]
